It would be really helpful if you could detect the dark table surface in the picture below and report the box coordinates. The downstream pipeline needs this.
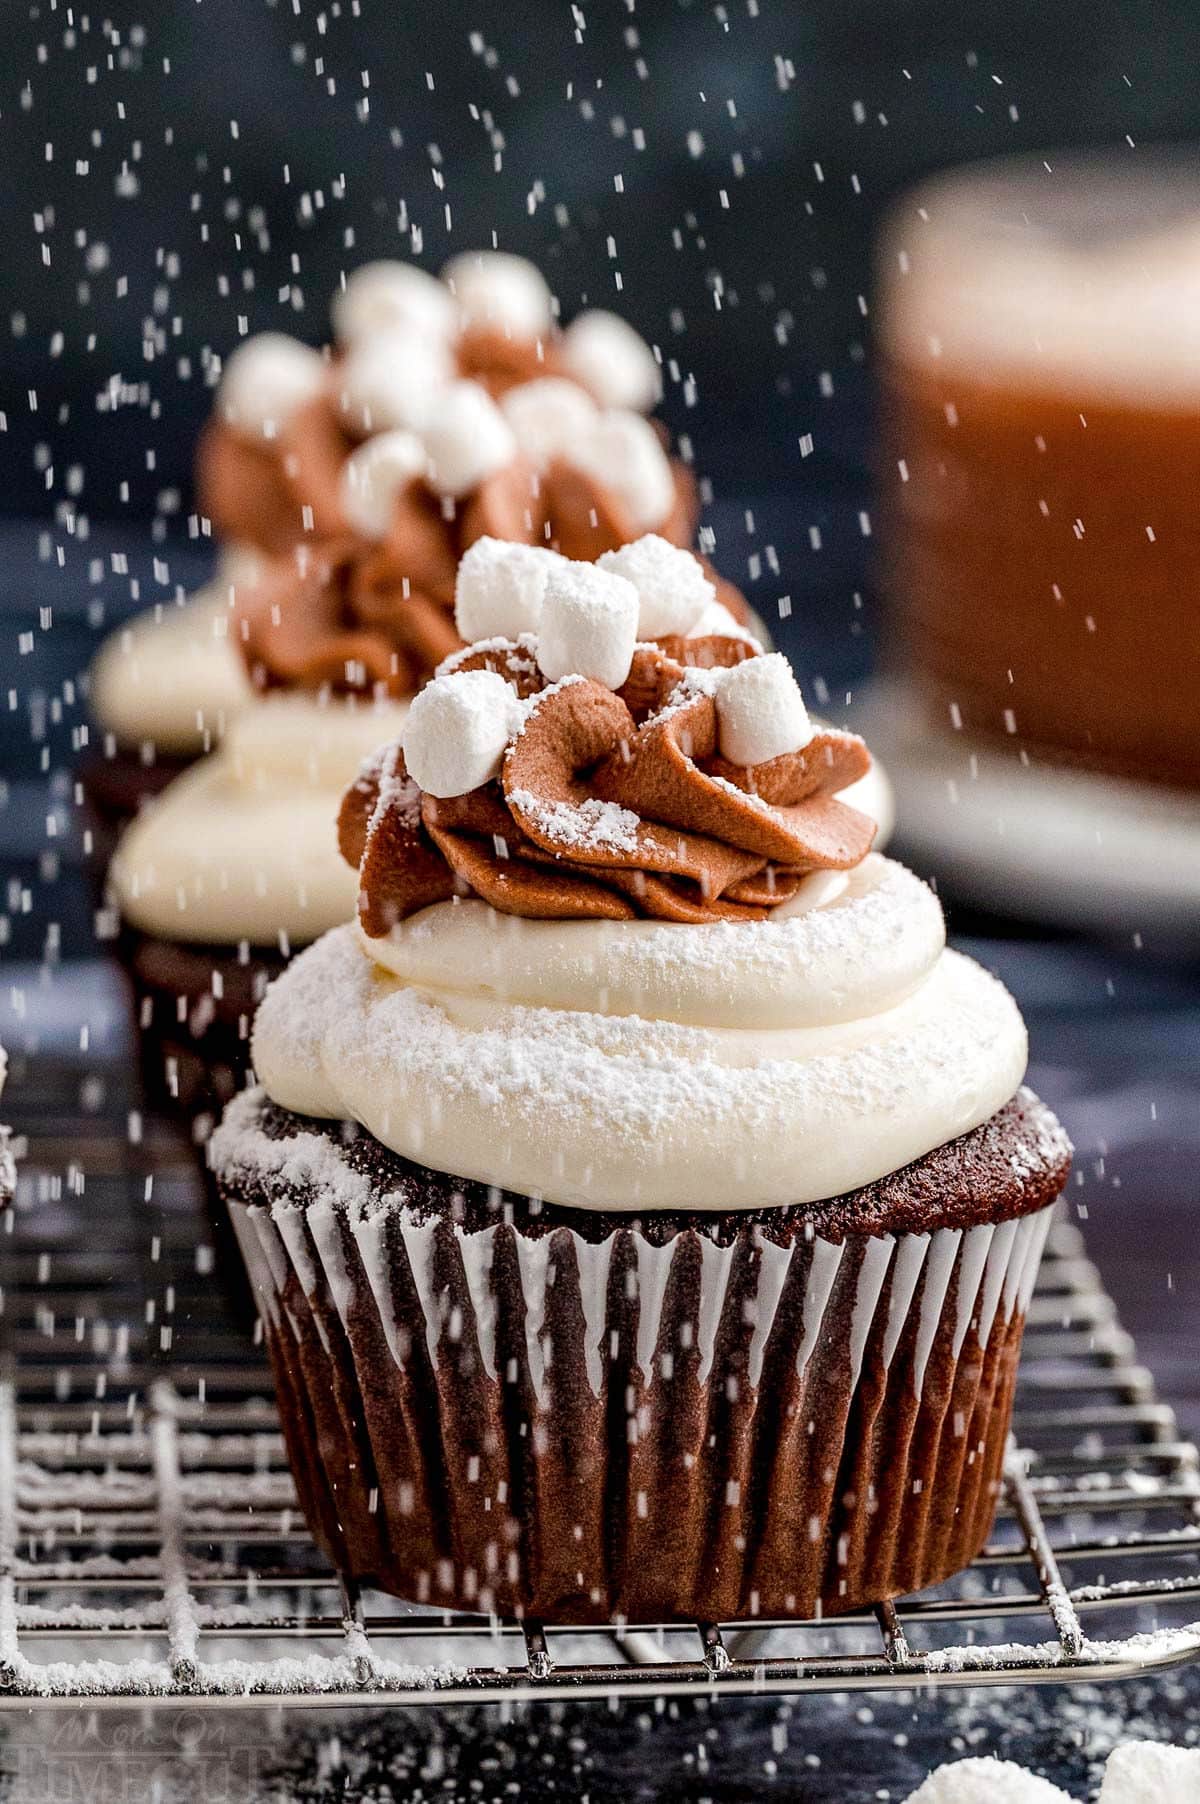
[1,510,1198,1798]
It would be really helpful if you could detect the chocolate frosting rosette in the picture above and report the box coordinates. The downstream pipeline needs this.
[210,535,1069,1625]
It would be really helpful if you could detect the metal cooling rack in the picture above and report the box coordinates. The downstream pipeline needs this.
[3,1054,1200,1708]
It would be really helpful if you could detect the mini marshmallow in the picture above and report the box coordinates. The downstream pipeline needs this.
[562,309,662,412]
[336,333,452,437]
[715,653,812,767]
[691,598,762,645]
[340,431,427,539]
[569,410,676,531]
[1099,1742,1200,1803]
[501,378,599,467]
[217,334,327,440]
[455,538,567,642]
[422,381,518,498]
[331,260,458,347]
[401,669,524,798]
[597,534,713,638]
[442,250,554,340]
[903,1758,1072,1804]
[537,562,640,690]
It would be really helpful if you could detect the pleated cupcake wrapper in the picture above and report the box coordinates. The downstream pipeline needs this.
[231,1191,1054,1623]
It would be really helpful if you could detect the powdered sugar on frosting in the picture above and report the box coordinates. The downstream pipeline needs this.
[505,790,641,855]
[248,855,1028,1211]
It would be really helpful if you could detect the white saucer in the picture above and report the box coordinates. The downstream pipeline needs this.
[853,680,1200,942]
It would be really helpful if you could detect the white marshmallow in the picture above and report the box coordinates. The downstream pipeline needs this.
[714,653,812,766]
[1100,1742,1200,1804]
[569,410,676,530]
[336,333,452,437]
[537,562,639,690]
[691,598,762,645]
[597,534,713,638]
[332,260,458,347]
[422,381,518,498]
[903,1759,1072,1804]
[217,334,327,441]
[340,431,427,539]
[401,669,524,798]
[501,378,599,467]
[455,538,567,642]
[562,309,662,411]
[442,250,554,340]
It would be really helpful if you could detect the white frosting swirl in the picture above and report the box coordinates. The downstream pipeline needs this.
[110,694,408,946]
[251,855,1027,1212]
[90,577,253,756]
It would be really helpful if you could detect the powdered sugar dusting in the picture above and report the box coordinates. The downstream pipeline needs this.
[507,789,641,855]
[437,632,541,683]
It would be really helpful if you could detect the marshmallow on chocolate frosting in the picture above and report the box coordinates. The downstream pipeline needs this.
[217,334,327,441]
[537,562,640,690]
[442,250,554,340]
[501,377,599,466]
[339,430,427,538]
[598,534,714,638]
[344,624,875,930]
[570,410,677,530]
[402,668,526,798]
[332,259,458,346]
[336,333,452,436]
[715,653,812,766]
[455,537,566,642]
[422,381,519,497]
[562,308,662,411]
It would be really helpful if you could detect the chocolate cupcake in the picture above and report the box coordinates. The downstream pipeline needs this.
[210,540,1066,1624]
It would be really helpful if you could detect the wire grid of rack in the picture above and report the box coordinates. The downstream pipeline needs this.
[3,1054,1200,1708]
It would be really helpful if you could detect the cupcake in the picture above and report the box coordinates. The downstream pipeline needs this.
[210,538,1068,1624]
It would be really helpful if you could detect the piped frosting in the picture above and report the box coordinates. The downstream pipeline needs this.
[244,527,1025,1213]
[336,536,871,928]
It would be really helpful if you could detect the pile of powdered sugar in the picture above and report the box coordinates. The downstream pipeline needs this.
[904,1741,1200,1802]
